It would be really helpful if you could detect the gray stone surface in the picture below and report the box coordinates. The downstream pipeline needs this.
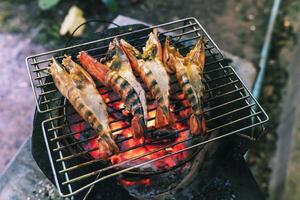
[0,33,44,173]
[223,51,257,89]
[0,138,62,200]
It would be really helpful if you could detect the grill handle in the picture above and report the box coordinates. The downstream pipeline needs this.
[65,19,121,48]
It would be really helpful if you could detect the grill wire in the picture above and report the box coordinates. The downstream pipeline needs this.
[26,17,269,198]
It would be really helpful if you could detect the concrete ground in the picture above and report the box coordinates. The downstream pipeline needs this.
[0,33,44,172]
[0,139,63,200]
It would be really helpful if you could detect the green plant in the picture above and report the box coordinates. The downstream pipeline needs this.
[101,0,118,11]
[38,0,60,10]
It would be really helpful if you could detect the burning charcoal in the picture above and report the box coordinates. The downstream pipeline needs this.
[148,128,178,144]
[107,106,131,123]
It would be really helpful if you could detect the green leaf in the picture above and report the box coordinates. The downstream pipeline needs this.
[101,0,118,11]
[38,0,60,10]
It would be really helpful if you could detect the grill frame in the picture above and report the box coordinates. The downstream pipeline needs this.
[26,17,269,198]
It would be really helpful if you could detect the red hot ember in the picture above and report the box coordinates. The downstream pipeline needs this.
[70,84,195,186]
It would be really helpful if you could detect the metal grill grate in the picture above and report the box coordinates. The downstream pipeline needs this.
[26,17,268,197]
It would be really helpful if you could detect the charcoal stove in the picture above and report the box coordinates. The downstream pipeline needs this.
[26,17,269,199]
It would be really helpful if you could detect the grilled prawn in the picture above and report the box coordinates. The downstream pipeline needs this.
[49,57,119,159]
[78,42,147,139]
[120,29,174,129]
[163,37,206,135]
